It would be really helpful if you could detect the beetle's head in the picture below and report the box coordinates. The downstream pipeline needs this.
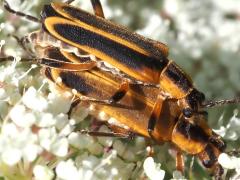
[172,112,226,178]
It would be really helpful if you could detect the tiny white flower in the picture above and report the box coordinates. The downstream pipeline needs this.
[38,127,69,157]
[163,0,181,16]
[0,122,40,165]
[10,106,36,127]
[0,88,7,99]
[0,123,18,138]
[68,132,94,150]
[37,112,55,127]
[9,105,26,125]
[50,137,69,157]
[213,126,226,137]
[47,92,71,115]
[218,153,240,170]
[70,106,89,123]
[22,87,48,112]
[1,148,21,166]
[218,111,240,141]
[55,113,69,130]
[111,167,118,175]
[82,155,99,169]
[38,127,57,151]
[143,157,165,180]
[59,123,74,136]
[33,165,54,180]
[56,160,80,180]
[22,144,41,162]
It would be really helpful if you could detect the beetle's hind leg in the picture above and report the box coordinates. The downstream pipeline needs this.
[90,0,105,18]
[65,0,104,18]
[80,128,134,139]
[3,0,40,23]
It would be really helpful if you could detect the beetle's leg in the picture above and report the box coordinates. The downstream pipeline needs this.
[214,164,224,180]
[0,56,15,62]
[0,56,35,64]
[65,0,76,4]
[67,79,128,117]
[106,123,135,140]
[78,118,135,139]
[90,0,105,18]
[3,0,40,23]
[147,95,165,140]
[74,79,129,105]
[80,129,134,139]
[176,150,184,173]
[71,80,129,106]
[80,126,135,139]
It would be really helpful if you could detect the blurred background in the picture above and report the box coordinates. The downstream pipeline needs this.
[0,0,240,179]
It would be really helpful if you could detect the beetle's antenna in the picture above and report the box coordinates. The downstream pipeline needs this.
[201,98,240,108]
[3,0,41,23]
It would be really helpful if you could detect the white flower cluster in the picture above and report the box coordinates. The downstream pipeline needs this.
[0,0,240,179]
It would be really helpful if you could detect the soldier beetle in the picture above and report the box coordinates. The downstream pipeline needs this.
[40,46,225,179]
[3,0,240,179]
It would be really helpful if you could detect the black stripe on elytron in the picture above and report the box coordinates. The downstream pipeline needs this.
[52,23,168,73]
[176,120,209,144]
[44,68,54,82]
[60,71,94,96]
[164,63,193,92]
[60,5,168,59]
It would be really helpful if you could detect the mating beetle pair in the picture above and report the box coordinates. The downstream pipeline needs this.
[3,0,240,179]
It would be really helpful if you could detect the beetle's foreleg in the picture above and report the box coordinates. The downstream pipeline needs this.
[176,150,184,173]
[214,164,224,180]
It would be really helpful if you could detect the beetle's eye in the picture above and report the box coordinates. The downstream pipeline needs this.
[182,108,193,118]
